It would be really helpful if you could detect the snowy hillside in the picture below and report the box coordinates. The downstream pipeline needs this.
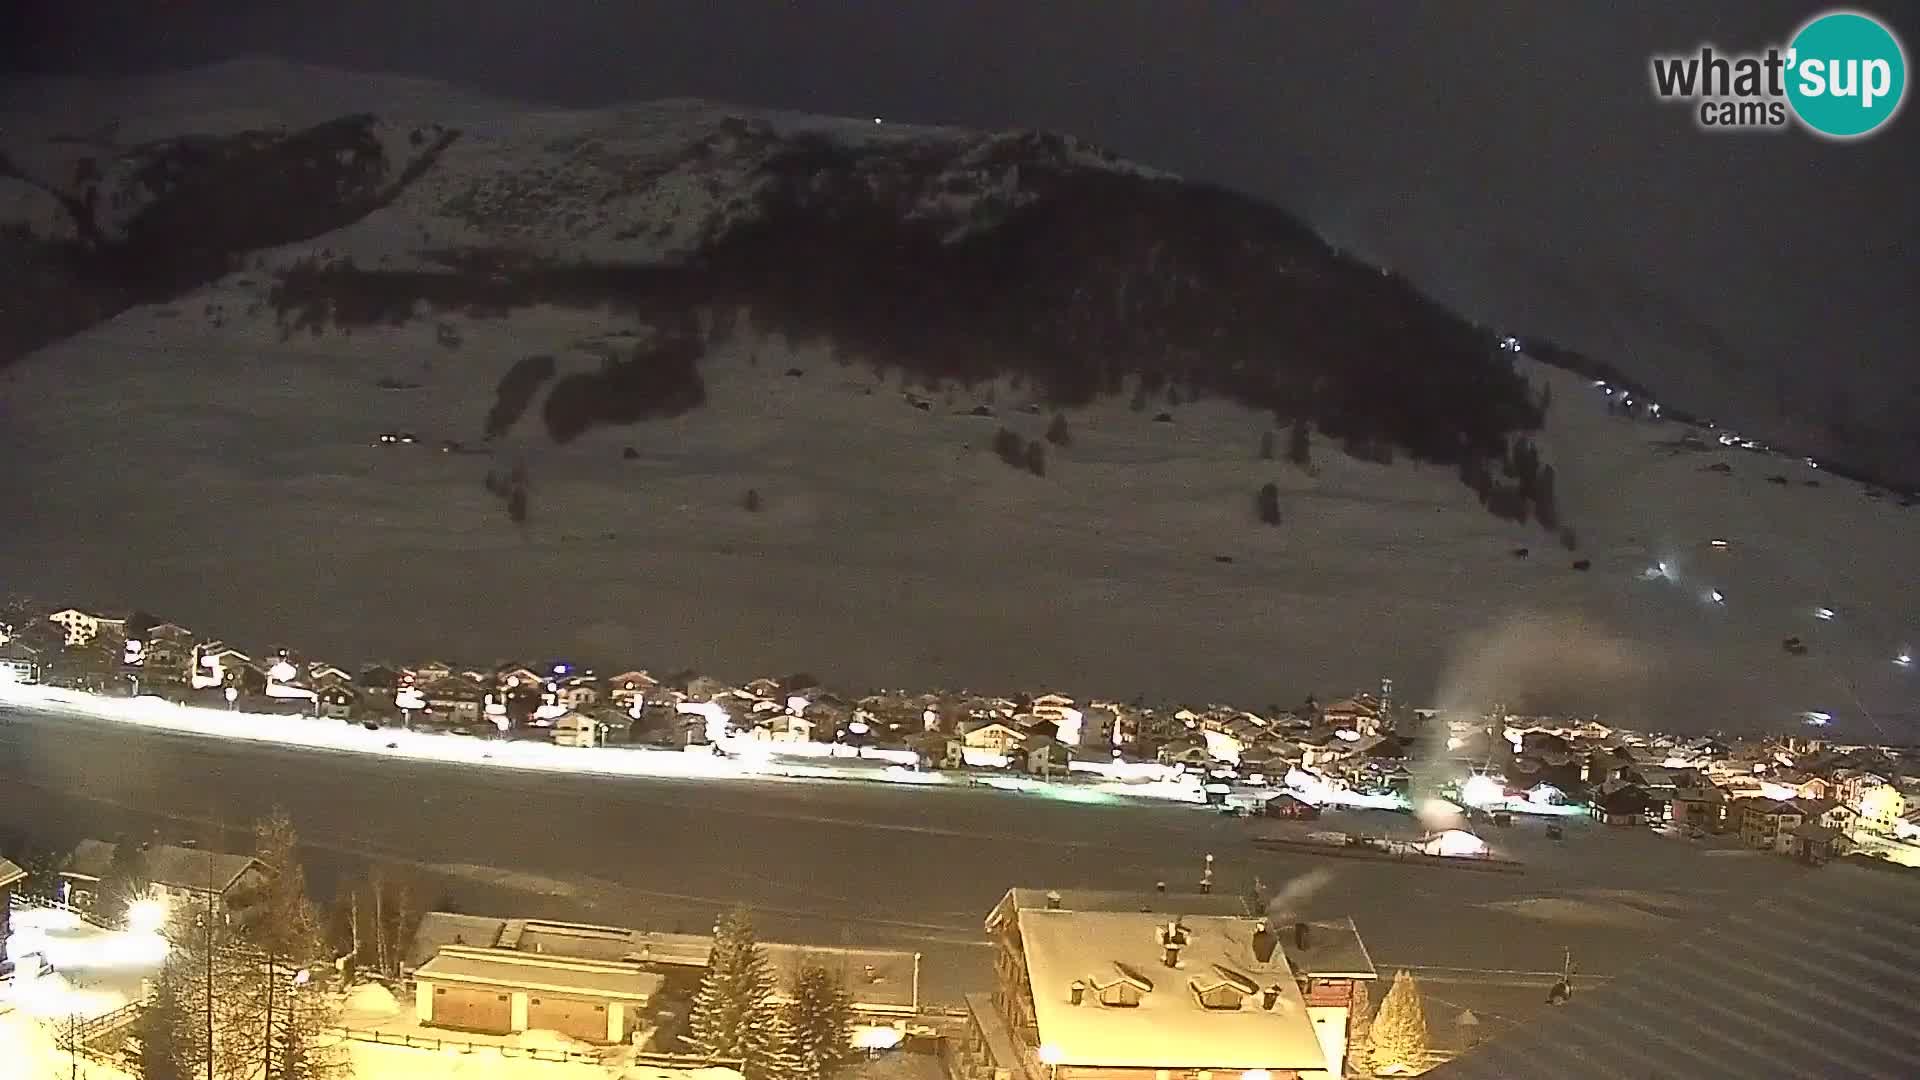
[0,59,1913,734]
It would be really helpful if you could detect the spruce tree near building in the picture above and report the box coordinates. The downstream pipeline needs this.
[134,958,193,1080]
[246,808,327,965]
[688,907,779,1074]
[1369,969,1431,1072]
[783,965,857,1080]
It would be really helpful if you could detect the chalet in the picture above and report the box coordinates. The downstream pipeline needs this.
[743,677,784,700]
[1736,799,1805,853]
[317,685,360,721]
[136,623,197,685]
[1158,738,1215,769]
[60,840,270,921]
[425,677,486,725]
[1794,799,1858,834]
[1788,823,1849,865]
[964,721,1028,754]
[1670,785,1730,832]
[550,712,603,748]
[494,666,545,691]
[1021,734,1073,776]
[605,671,657,708]
[964,891,1375,1080]
[47,608,127,647]
[753,713,815,744]
[1263,792,1321,820]
[1589,786,1657,826]
[1236,743,1293,777]
[305,663,355,690]
[357,664,403,691]
[192,644,255,689]
[1856,782,1908,833]
[0,640,40,684]
[556,676,602,711]
[410,661,456,685]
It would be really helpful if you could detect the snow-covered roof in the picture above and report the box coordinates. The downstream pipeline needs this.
[1015,910,1329,1071]
[985,888,1249,931]
[407,912,508,966]
[417,945,664,1002]
[63,839,264,894]
[412,915,917,1010]
[0,856,26,890]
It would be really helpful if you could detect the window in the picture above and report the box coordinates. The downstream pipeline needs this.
[435,988,445,996]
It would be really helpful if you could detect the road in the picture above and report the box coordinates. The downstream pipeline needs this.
[0,703,1806,1003]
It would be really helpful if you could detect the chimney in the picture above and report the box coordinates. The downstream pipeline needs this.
[1261,984,1281,1010]
[1069,980,1085,1006]
[1156,880,1167,894]
[1251,919,1277,964]
[1294,922,1310,950]
[1045,890,1063,910]
[1162,941,1183,968]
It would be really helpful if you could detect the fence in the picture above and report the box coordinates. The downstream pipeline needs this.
[55,997,148,1051]
[326,1026,745,1069]
[327,1025,605,1063]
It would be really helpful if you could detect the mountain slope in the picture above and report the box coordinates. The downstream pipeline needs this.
[0,60,1913,732]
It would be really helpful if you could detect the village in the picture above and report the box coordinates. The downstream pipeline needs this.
[8,597,1920,1079]
[6,597,1920,871]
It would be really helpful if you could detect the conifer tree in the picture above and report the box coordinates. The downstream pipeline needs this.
[782,966,857,1080]
[135,957,193,1080]
[1287,417,1312,467]
[1370,969,1430,1072]
[247,808,326,964]
[1046,413,1072,447]
[688,908,778,1070]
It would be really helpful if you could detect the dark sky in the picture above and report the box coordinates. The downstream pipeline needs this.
[6,1,1918,469]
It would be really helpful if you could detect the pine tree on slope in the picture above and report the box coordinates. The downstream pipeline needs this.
[1370,969,1431,1072]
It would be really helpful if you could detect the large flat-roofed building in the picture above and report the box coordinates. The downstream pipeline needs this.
[413,945,662,1044]
[408,914,920,1017]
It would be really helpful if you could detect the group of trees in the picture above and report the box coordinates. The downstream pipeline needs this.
[1457,435,1565,538]
[688,908,858,1080]
[132,809,348,1080]
[992,427,1047,477]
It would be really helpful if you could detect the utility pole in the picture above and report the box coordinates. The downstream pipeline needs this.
[205,850,216,1080]
[264,952,275,1080]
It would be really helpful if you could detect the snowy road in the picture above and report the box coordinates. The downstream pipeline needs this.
[0,702,1813,1003]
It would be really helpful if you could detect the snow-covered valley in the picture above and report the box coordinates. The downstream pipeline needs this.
[1,60,1913,736]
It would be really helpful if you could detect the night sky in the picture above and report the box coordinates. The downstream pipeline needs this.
[6,1,1917,472]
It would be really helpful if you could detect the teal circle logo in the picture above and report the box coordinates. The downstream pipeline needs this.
[1786,10,1907,138]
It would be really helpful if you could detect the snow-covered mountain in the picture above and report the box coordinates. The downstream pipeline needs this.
[1,59,1913,735]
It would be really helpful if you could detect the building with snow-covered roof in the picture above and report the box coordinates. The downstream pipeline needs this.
[59,838,270,919]
[966,897,1374,1080]
[406,913,920,1017]
[413,944,662,1043]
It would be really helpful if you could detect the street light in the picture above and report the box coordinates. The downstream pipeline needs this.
[1039,1043,1062,1080]
[225,686,238,709]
